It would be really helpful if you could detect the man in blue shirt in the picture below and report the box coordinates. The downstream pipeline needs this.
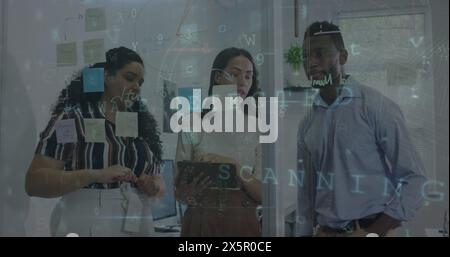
[296,21,428,237]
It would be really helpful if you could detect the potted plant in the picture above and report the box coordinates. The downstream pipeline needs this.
[285,43,303,72]
[284,43,307,87]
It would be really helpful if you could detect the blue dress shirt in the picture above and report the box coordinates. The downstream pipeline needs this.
[296,76,428,236]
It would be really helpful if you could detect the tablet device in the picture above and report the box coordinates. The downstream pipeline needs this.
[177,161,238,189]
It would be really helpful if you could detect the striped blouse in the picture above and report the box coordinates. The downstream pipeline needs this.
[35,102,160,189]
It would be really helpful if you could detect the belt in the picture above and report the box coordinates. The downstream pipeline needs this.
[320,213,381,234]
[187,188,257,209]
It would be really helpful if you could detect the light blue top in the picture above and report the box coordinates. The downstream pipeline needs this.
[296,76,427,236]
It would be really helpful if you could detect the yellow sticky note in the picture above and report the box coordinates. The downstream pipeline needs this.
[115,112,138,138]
[83,38,105,64]
[85,8,106,32]
[84,118,105,143]
[56,42,77,66]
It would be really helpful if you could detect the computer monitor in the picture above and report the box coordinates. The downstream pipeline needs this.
[152,160,177,221]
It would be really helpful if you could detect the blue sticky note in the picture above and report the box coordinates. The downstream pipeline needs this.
[83,68,104,93]
[178,87,202,112]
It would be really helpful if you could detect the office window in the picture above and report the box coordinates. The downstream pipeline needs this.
[338,12,436,182]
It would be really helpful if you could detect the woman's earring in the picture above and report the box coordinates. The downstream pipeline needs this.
[104,73,110,89]
[214,72,221,84]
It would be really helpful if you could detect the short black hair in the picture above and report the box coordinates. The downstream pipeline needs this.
[304,21,346,51]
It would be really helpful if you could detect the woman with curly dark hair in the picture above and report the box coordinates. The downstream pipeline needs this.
[25,47,164,236]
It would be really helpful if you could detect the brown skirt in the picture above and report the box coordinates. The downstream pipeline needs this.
[180,189,261,237]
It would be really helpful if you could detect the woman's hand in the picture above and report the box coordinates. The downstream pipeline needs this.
[136,173,165,197]
[176,171,212,205]
[95,165,135,184]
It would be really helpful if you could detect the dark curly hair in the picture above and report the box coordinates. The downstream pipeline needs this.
[51,47,162,162]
